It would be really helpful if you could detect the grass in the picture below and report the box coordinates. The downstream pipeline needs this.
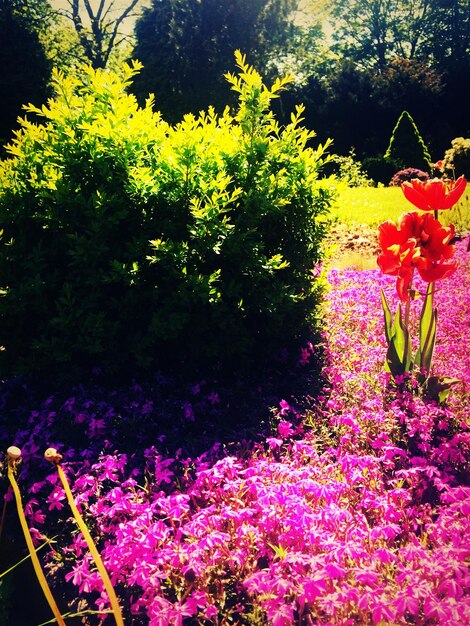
[440,189,470,233]
[330,183,470,233]
[330,185,410,227]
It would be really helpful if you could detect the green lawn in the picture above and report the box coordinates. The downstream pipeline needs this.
[330,183,470,233]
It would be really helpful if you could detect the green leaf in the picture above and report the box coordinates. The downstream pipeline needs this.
[385,302,413,378]
[424,376,460,404]
[380,288,393,344]
[416,282,437,380]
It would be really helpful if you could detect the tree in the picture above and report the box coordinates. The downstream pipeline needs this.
[385,110,432,171]
[329,0,433,70]
[3,0,53,31]
[297,60,387,157]
[421,0,470,71]
[58,0,143,68]
[0,0,51,150]
[131,0,298,122]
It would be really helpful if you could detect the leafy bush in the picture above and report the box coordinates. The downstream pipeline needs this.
[389,167,429,186]
[0,54,333,381]
[362,155,400,185]
[327,150,373,187]
[384,110,431,172]
[442,137,470,179]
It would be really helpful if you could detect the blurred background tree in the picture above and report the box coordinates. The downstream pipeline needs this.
[1,0,468,163]
[0,0,52,151]
[56,0,142,68]
[131,0,298,122]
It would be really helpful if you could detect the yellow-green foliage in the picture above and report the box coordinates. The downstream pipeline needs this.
[440,189,470,234]
[331,182,470,232]
[0,54,333,380]
[442,137,470,179]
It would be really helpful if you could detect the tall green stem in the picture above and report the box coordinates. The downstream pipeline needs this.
[45,449,125,626]
[6,448,66,626]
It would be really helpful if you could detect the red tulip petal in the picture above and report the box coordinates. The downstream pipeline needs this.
[402,182,430,211]
[396,267,413,302]
[443,175,467,209]
[417,261,458,283]
[378,221,402,251]
[377,252,399,275]
[402,176,467,212]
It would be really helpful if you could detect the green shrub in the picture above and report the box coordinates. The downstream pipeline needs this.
[0,54,333,381]
[384,110,431,172]
[327,150,373,187]
[442,137,470,179]
[362,155,400,185]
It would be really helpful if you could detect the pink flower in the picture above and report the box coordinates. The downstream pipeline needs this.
[278,420,294,438]
[207,392,220,405]
[46,487,65,511]
[279,399,292,416]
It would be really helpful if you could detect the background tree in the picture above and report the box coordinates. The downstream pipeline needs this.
[329,0,433,70]
[58,0,143,68]
[0,0,52,151]
[308,61,383,155]
[374,57,446,153]
[290,0,468,160]
[131,0,298,122]
[421,0,470,69]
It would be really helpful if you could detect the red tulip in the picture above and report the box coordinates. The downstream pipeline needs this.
[377,212,457,301]
[401,176,467,212]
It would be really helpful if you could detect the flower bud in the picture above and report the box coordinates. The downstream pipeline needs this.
[44,447,63,465]
[7,445,22,460]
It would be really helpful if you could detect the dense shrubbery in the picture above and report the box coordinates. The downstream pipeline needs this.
[327,150,373,187]
[442,137,470,179]
[0,55,333,381]
[362,155,400,185]
[361,111,432,185]
[389,167,429,186]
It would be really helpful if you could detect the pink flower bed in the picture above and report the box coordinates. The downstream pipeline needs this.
[3,241,469,625]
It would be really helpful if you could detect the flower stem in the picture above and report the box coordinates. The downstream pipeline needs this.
[0,538,53,579]
[0,487,9,544]
[54,461,125,626]
[6,454,66,626]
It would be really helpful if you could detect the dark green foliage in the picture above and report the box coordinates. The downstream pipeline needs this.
[313,61,384,157]
[329,0,469,74]
[0,57,332,382]
[385,110,432,172]
[442,137,470,179]
[131,0,297,123]
[362,155,401,185]
[0,0,51,150]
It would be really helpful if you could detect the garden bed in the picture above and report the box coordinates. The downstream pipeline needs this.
[1,239,469,625]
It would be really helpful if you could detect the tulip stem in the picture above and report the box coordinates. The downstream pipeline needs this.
[403,272,414,376]
[55,463,125,626]
[0,488,9,544]
[404,299,411,377]
[7,461,66,626]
